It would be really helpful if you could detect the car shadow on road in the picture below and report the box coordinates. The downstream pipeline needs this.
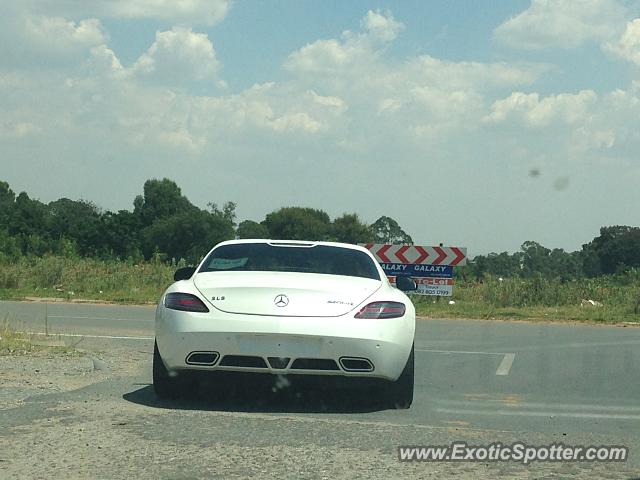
[123,375,396,414]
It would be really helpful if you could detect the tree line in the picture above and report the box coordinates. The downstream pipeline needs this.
[0,178,411,264]
[1,178,638,278]
[465,230,640,280]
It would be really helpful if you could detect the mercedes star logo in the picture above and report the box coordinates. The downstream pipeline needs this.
[274,294,289,307]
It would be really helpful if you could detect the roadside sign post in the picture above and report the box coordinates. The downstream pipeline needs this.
[360,243,467,297]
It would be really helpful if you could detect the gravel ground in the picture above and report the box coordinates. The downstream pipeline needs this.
[0,342,638,480]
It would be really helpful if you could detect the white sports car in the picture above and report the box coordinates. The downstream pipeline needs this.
[154,239,417,408]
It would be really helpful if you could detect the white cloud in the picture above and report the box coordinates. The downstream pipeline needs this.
[309,90,346,110]
[406,85,484,142]
[157,129,205,152]
[377,98,401,114]
[30,0,230,26]
[573,127,616,150]
[211,84,342,135]
[411,86,484,120]
[56,79,345,155]
[87,45,124,76]
[132,27,220,85]
[285,38,369,75]
[404,55,541,90]
[361,9,404,42]
[485,90,597,126]
[605,18,640,65]
[24,16,106,53]
[0,7,546,158]
[283,11,544,145]
[109,0,229,25]
[494,0,627,49]
[607,82,640,109]
[285,10,403,75]
[571,81,640,154]
[0,12,108,66]
[271,113,323,134]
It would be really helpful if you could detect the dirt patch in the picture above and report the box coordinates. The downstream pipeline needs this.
[0,352,105,410]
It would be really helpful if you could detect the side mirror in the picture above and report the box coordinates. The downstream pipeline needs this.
[395,275,417,292]
[174,266,196,281]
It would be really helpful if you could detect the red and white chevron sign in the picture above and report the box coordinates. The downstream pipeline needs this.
[361,244,467,266]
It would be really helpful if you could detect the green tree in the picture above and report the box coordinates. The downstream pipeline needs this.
[582,226,640,275]
[21,234,52,257]
[263,207,331,241]
[134,178,194,226]
[102,210,143,259]
[236,220,270,239]
[331,213,372,244]
[370,216,413,244]
[47,198,104,256]
[520,241,551,277]
[474,251,523,278]
[0,229,21,260]
[209,201,237,227]
[10,192,48,237]
[142,210,235,263]
[548,248,583,279]
[0,181,16,228]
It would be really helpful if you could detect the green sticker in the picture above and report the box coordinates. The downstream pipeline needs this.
[208,257,249,270]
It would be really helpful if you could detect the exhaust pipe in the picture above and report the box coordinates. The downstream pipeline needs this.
[185,351,219,366]
[339,357,374,372]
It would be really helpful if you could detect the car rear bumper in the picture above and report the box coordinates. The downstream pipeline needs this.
[155,306,415,381]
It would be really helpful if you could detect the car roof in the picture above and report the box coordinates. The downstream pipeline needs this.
[212,239,370,252]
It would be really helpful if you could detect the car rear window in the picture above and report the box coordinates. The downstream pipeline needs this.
[199,243,380,280]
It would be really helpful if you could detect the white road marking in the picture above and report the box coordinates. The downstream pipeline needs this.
[417,348,516,376]
[515,340,640,351]
[436,407,640,421]
[48,315,152,322]
[416,349,505,356]
[495,353,515,376]
[28,332,153,341]
[437,398,640,412]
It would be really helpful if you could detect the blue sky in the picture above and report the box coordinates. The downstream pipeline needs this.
[1,1,640,254]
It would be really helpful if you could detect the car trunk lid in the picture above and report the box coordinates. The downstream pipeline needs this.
[193,271,381,317]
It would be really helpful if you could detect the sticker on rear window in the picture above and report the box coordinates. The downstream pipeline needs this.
[208,257,248,270]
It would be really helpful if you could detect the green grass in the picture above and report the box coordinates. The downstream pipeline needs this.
[0,255,639,324]
[412,275,640,324]
[414,301,639,323]
[0,322,77,355]
[0,255,175,304]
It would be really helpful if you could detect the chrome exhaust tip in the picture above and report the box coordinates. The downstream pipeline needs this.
[185,351,219,366]
[339,357,374,372]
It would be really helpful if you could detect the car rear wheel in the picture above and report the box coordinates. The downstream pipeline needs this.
[153,341,182,399]
[384,344,414,409]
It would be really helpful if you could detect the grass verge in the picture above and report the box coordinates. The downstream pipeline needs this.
[0,322,78,355]
[0,316,79,356]
[0,255,639,324]
[412,274,640,324]
[413,300,640,324]
[0,255,172,304]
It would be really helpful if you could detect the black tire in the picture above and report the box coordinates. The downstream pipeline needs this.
[153,341,181,399]
[384,344,414,409]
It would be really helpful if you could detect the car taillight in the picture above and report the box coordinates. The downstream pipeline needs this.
[354,301,405,319]
[165,293,209,313]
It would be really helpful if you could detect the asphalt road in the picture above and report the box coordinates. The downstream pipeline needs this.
[2,300,640,478]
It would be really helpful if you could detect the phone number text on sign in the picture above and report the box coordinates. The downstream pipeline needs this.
[415,277,453,297]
